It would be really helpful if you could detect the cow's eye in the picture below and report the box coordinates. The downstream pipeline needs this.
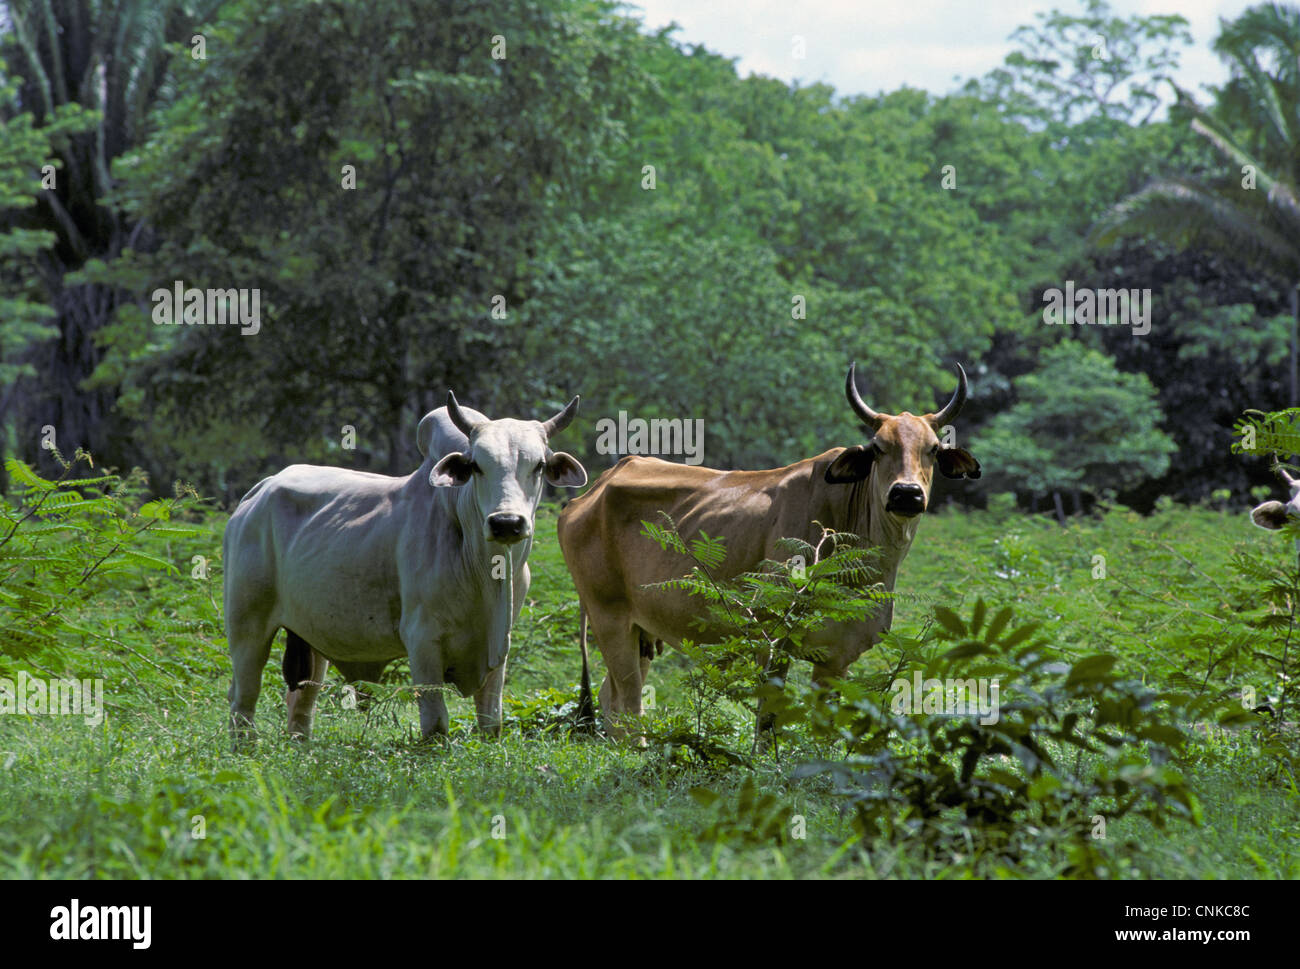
[469,460,483,475]
[534,462,545,476]
[870,440,884,455]
[930,444,941,457]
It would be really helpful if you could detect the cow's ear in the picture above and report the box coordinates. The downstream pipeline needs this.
[545,451,587,488]
[937,446,981,479]
[430,451,474,487]
[1252,500,1290,530]
[825,445,874,484]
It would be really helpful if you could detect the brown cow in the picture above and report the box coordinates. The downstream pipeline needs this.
[557,363,981,737]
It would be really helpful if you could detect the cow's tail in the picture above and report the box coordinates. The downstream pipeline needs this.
[283,629,312,691]
[574,602,597,733]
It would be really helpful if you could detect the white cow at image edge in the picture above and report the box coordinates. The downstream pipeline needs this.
[222,392,588,745]
[1251,465,1300,535]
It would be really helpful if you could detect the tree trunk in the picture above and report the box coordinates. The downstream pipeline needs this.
[20,281,121,473]
[1052,490,1067,526]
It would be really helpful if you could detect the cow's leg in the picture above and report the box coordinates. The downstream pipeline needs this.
[589,611,644,740]
[597,673,617,731]
[636,631,657,712]
[401,614,450,741]
[285,643,330,740]
[407,648,450,742]
[755,654,792,752]
[227,615,276,748]
[474,661,507,737]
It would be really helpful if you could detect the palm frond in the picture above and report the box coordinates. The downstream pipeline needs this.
[1186,116,1300,236]
[1092,175,1300,282]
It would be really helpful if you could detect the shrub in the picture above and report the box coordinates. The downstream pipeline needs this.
[0,449,199,671]
[787,600,1211,876]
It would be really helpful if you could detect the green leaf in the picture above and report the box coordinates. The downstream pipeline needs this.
[1026,774,1061,800]
[1000,622,1042,649]
[5,459,52,490]
[933,607,967,639]
[115,549,180,574]
[689,787,720,807]
[983,606,1014,644]
[1066,654,1118,685]
[137,499,172,520]
[1137,725,1185,746]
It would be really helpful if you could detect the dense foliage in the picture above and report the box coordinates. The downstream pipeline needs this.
[2,0,1296,508]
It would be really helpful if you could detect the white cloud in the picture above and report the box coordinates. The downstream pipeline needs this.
[626,0,1258,101]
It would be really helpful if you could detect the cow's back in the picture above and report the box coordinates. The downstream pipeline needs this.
[558,453,845,646]
[223,464,416,660]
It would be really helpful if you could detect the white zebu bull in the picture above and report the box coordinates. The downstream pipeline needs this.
[223,392,587,744]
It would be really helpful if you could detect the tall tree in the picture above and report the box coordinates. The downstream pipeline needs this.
[963,0,1191,128]
[1093,2,1300,402]
[0,52,94,490]
[977,341,1177,521]
[0,0,220,469]
[98,0,647,495]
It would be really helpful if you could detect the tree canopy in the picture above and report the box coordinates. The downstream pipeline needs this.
[1,0,1297,515]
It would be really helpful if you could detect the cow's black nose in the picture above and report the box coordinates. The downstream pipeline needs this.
[487,513,528,542]
[886,483,926,517]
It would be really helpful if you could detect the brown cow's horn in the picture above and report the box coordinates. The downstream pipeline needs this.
[446,391,482,438]
[845,362,884,429]
[929,363,968,427]
[542,395,580,438]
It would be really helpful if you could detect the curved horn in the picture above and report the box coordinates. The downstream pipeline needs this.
[446,391,482,438]
[1275,457,1298,489]
[929,363,968,427]
[845,362,884,429]
[541,395,580,438]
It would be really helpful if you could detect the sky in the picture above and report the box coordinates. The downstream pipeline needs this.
[625,0,1260,103]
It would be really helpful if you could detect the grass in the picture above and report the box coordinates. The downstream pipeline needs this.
[1,498,1298,878]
